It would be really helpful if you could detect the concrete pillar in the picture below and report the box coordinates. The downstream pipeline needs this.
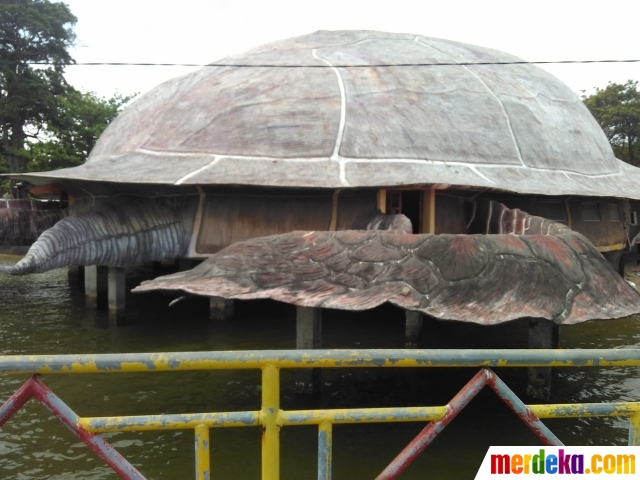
[527,318,560,401]
[151,261,162,276]
[623,245,638,267]
[295,306,322,394]
[296,306,322,349]
[84,265,108,310]
[210,297,234,321]
[67,265,84,286]
[108,267,126,325]
[602,251,624,276]
[405,310,424,348]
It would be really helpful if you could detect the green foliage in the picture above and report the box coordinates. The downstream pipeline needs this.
[583,80,640,167]
[0,0,76,195]
[0,1,133,196]
[28,90,134,171]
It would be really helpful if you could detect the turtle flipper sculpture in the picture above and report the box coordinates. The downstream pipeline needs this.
[0,196,196,275]
[134,202,640,325]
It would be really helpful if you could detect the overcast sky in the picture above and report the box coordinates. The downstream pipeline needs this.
[62,0,640,99]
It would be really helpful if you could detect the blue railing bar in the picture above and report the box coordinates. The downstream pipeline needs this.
[0,349,640,374]
[318,422,332,480]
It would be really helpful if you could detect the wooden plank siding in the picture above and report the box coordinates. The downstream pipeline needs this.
[196,190,378,254]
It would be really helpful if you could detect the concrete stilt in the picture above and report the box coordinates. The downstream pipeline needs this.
[108,267,126,325]
[405,311,424,348]
[151,261,162,276]
[527,318,560,401]
[602,251,625,276]
[84,265,108,310]
[296,306,322,394]
[210,297,234,321]
[67,265,84,286]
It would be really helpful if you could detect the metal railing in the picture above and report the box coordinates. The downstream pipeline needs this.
[1,349,640,479]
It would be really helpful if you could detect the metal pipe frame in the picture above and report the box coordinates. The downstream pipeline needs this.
[1,349,640,480]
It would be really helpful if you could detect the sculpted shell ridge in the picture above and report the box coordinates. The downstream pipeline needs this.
[11,30,640,198]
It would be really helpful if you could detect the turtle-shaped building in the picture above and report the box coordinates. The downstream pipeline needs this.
[3,30,640,331]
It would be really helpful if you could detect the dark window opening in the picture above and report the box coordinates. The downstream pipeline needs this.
[387,191,402,214]
[608,203,621,222]
[632,212,638,226]
[582,203,601,222]
[402,190,421,234]
[386,190,421,233]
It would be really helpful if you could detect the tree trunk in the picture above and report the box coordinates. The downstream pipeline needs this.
[7,119,27,198]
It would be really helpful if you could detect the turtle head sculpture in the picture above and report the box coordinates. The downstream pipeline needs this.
[0,196,197,275]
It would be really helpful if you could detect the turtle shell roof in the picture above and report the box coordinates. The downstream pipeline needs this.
[19,30,640,198]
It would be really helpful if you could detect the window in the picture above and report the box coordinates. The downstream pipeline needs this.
[582,203,601,222]
[386,191,402,215]
[608,203,621,222]
[632,212,638,226]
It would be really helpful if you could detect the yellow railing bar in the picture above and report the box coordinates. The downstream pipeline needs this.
[81,402,640,434]
[79,411,260,432]
[530,403,640,419]
[194,424,210,480]
[261,364,280,480]
[279,406,446,425]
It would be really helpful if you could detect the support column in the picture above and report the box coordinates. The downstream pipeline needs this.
[67,265,84,286]
[84,265,107,310]
[108,267,126,325]
[527,318,559,401]
[405,310,423,348]
[151,261,162,276]
[210,297,234,321]
[296,306,322,394]
[602,251,624,276]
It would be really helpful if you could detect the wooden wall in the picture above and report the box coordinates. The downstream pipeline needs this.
[435,193,468,234]
[196,190,378,254]
[566,199,626,248]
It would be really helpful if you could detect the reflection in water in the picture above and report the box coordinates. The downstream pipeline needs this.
[0,255,640,479]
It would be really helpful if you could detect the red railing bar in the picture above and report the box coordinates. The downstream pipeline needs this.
[485,370,563,446]
[0,376,35,426]
[0,376,147,480]
[376,369,487,480]
[377,368,563,479]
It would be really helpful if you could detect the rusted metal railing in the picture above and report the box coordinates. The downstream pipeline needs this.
[1,349,640,479]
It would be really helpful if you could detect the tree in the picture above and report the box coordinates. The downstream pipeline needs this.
[583,80,640,167]
[28,90,134,172]
[0,0,76,189]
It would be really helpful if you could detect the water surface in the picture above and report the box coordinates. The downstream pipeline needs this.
[1,255,640,479]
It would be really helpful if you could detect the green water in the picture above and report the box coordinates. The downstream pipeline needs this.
[1,255,640,479]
